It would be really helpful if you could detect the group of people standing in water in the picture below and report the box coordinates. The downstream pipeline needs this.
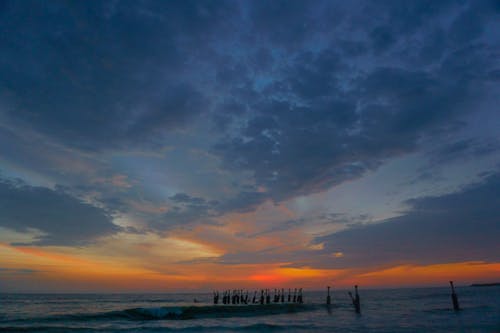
[213,288,304,305]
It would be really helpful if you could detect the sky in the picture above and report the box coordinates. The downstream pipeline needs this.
[0,0,499,292]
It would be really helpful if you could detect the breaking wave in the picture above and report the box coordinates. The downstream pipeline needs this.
[2,303,317,323]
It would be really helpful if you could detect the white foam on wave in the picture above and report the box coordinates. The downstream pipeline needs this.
[134,306,183,318]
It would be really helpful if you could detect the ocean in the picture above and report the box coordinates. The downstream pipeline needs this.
[1,286,499,332]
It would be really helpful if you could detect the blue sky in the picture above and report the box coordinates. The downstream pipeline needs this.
[0,0,499,291]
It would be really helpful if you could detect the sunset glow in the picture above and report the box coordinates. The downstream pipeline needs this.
[0,0,499,294]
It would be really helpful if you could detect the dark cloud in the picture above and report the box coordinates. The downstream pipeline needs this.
[217,191,268,214]
[427,138,500,166]
[213,63,472,206]
[404,138,500,185]
[0,178,120,246]
[0,0,233,150]
[247,0,342,48]
[153,190,268,230]
[0,268,39,274]
[0,0,498,235]
[313,171,500,268]
[153,193,221,231]
[370,25,396,53]
[211,0,499,211]
[169,193,207,205]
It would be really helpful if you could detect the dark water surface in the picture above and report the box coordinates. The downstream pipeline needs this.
[1,286,499,332]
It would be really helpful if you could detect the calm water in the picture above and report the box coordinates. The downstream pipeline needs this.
[1,287,499,332]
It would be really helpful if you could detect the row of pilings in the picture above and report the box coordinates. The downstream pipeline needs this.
[213,288,303,305]
[211,281,461,314]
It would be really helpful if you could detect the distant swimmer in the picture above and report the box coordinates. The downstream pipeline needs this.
[348,285,361,314]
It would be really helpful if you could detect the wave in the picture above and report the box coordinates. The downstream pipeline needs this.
[2,303,318,323]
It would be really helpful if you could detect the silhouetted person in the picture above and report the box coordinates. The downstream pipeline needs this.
[288,288,291,302]
[252,291,257,304]
[293,288,297,303]
[298,288,303,303]
[281,288,285,303]
[450,281,460,311]
[260,289,264,305]
[266,289,271,304]
[348,285,361,314]
[326,286,331,305]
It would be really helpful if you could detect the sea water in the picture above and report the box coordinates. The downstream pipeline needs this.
[1,286,499,332]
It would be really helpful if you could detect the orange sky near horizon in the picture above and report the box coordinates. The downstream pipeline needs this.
[1,0,500,299]
[1,243,499,292]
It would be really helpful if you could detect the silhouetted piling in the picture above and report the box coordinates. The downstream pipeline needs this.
[450,281,460,311]
[326,286,331,305]
[213,290,219,304]
[348,285,361,314]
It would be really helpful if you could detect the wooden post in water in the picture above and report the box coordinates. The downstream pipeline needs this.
[450,281,460,311]
[354,285,360,313]
[348,285,361,314]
